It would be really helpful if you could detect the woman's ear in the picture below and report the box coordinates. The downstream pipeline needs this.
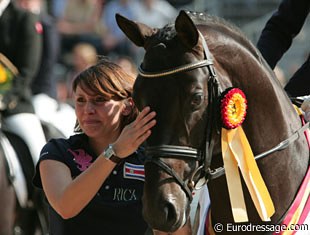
[122,98,134,116]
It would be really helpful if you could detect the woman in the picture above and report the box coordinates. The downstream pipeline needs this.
[33,59,156,235]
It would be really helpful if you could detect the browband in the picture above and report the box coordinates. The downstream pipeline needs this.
[138,59,213,78]
[138,31,214,78]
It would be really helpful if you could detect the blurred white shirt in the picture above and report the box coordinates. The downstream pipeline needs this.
[132,0,178,28]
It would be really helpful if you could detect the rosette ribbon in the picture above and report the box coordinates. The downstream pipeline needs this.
[220,88,275,222]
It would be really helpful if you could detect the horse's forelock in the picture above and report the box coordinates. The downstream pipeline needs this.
[142,24,176,52]
[157,23,177,41]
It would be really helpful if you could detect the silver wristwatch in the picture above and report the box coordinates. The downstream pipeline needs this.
[102,144,122,164]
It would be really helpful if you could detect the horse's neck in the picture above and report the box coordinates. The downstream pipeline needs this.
[213,41,297,127]
[207,39,309,225]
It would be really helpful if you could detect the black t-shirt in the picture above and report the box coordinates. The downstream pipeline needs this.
[33,134,148,235]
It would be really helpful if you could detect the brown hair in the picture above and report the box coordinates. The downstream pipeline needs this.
[73,58,138,132]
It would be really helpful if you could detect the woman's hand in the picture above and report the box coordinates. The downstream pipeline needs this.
[113,106,156,158]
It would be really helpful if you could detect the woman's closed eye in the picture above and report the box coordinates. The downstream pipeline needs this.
[93,96,107,104]
[75,96,86,104]
[75,96,107,105]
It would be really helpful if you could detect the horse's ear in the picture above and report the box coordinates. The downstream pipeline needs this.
[115,13,156,48]
[175,10,199,49]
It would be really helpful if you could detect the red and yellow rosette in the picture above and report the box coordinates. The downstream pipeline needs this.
[221,88,247,129]
[220,88,275,222]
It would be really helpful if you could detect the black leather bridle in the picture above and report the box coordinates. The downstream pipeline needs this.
[139,32,219,202]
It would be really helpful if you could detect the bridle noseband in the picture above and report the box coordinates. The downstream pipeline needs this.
[145,145,204,201]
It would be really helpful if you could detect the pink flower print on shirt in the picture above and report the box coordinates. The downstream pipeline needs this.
[68,149,93,171]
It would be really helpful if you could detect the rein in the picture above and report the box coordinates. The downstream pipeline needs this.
[139,31,309,201]
[208,122,309,180]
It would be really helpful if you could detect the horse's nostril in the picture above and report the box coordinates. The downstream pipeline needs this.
[164,201,177,222]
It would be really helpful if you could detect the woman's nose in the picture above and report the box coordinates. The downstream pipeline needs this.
[85,101,95,114]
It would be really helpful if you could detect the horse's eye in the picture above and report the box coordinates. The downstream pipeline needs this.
[190,93,204,109]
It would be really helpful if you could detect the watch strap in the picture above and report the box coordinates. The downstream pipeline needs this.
[109,155,123,164]
[101,144,123,164]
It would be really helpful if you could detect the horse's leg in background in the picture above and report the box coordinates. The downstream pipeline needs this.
[0,145,15,235]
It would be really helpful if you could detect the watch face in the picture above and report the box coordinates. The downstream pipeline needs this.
[102,145,122,164]
[104,145,115,159]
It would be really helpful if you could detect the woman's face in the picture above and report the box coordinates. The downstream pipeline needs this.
[74,85,124,138]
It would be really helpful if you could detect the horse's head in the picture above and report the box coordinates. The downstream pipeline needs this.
[116,11,218,232]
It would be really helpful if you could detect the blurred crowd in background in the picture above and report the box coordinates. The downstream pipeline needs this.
[14,0,194,107]
[12,0,309,108]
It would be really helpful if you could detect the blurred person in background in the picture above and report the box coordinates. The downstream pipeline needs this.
[0,1,47,232]
[48,0,67,19]
[0,0,46,166]
[57,42,98,107]
[130,0,178,62]
[257,0,310,97]
[16,0,76,138]
[114,55,138,78]
[56,0,106,59]
[132,0,178,28]
[101,0,136,58]
[16,0,60,100]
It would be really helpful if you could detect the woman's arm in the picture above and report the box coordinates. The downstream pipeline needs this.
[40,154,116,219]
[40,107,156,219]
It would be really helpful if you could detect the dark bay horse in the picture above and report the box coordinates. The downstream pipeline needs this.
[116,10,309,234]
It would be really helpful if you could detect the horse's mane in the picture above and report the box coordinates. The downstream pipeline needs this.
[157,11,261,62]
[192,12,261,59]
